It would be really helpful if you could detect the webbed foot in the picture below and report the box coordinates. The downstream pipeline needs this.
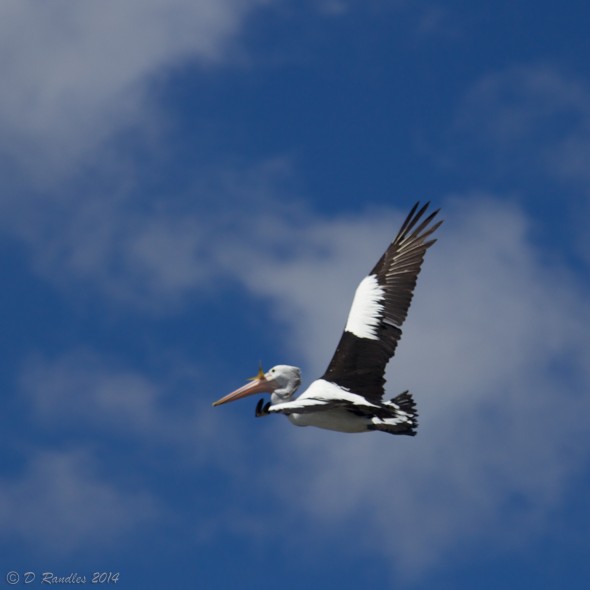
[255,399,271,417]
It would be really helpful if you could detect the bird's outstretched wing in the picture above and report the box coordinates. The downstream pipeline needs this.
[321,202,442,402]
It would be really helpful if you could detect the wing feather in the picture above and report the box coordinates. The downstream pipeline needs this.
[321,202,442,401]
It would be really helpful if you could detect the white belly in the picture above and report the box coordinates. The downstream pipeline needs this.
[288,409,370,433]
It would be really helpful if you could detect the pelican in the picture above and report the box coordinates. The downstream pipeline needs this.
[213,202,442,435]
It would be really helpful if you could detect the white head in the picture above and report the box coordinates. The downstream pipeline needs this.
[264,365,302,404]
[212,364,302,407]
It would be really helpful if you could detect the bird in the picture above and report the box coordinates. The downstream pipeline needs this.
[212,202,442,435]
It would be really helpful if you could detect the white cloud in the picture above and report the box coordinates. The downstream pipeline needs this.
[0,158,298,311]
[2,4,587,576]
[455,64,590,190]
[21,351,163,435]
[9,347,282,555]
[0,0,268,177]
[0,449,158,552]
[18,196,212,307]
[216,203,407,368]
[7,181,589,573]
[216,196,590,576]
[2,41,589,572]
[450,63,590,266]
[19,349,240,463]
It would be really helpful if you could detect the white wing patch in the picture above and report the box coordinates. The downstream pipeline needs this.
[269,398,329,413]
[344,274,384,340]
[298,379,379,407]
[271,380,380,414]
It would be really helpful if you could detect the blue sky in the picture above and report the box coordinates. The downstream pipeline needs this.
[1,1,589,588]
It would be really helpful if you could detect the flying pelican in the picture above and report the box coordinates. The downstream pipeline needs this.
[212,202,442,435]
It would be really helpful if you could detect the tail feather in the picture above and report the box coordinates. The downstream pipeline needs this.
[369,390,418,436]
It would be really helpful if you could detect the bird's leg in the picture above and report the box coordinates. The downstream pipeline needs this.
[255,398,271,418]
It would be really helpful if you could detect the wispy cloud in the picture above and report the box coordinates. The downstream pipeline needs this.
[1,158,296,310]
[217,204,406,368]
[219,196,590,576]
[0,0,268,179]
[453,64,590,191]
[2,4,589,577]
[7,348,261,554]
[5,170,589,574]
[0,449,158,553]
[445,62,590,268]
[21,351,165,435]
[19,349,242,461]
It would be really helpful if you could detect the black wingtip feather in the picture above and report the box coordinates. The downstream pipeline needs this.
[396,201,440,243]
[322,201,442,403]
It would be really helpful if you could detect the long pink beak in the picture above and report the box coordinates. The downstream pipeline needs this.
[212,371,277,407]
